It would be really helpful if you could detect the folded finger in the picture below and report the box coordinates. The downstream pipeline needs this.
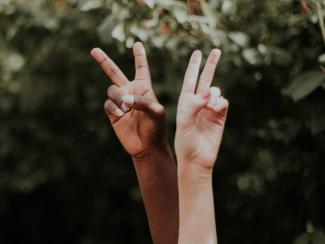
[207,86,221,109]
[107,85,129,112]
[104,99,124,123]
[122,95,165,120]
[211,96,229,117]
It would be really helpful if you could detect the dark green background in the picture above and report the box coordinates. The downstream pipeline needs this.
[0,0,324,243]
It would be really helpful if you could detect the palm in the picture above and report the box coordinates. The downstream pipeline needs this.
[177,94,226,168]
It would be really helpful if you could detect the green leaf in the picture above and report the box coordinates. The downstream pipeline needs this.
[293,233,309,244]
[313,231,325,244]
[271,47,292,66]
[294,225,325,244]
[283,71,325,102]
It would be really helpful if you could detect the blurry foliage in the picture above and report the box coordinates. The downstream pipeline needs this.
[0,0,324,243]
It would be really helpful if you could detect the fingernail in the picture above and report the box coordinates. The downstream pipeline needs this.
[134,42,145,54]
[150,103,164,113]
[114,108,124,117]
[122,95,134,105]
[90,48,104,59]
[193,50,201,56]
[192,50,202,63]
[121,102,130,112]
[211,49,221,63]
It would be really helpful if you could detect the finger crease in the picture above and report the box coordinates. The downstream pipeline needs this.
[136,64,148,69]
[99,57,108,65]
[108,68,117,76]
[140,89,151,96]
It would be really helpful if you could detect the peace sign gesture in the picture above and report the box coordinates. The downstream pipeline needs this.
[175,49,229,170]
[91,42,167,157]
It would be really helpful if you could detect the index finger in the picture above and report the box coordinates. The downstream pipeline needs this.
[91,48,129,86]
[181,50,202,94]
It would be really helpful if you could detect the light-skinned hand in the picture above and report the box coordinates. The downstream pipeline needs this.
[175,49,229,171]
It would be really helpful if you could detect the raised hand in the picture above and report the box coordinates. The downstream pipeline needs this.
[91,42,167,157]
[176,49,229,244]
[175,49,229,170]
[91,43,178,244]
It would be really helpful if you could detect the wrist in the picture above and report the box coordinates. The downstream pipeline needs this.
[178,161,213,186]
[132,141,173,164]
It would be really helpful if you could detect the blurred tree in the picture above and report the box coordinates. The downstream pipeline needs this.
[0,0,324,243]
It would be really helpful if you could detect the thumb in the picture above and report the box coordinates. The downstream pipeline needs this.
[122,95,165,121]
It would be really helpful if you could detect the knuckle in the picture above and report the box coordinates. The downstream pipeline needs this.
[106,85,116,96]
[191,59,200,64]
[104,99,112,111]
[108,67,117,76]
[223,97,229,107]
[134,53,145,58]
[106,85,122,102]
[156,105,165,116]
[99,56,108,65]
[209,58,217,65]
[136,63,148,69]
[136,96,148,106]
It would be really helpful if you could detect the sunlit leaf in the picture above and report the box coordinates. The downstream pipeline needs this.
[112,23,126,42]
[221,0,234,14]
[242,48,260,65]
[97,15,117,44]
[318,53,325,64]
[173,6,188,23]
[80,0,103,11]
[7,53,25,72]
[283,71,325,102]
[143,0,155,9]
[229,32,249,47]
